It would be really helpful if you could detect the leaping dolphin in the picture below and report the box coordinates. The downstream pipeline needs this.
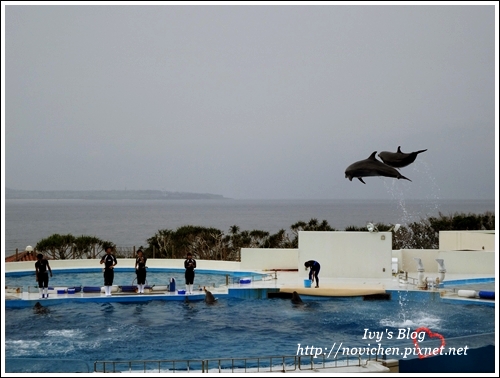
[378,146,427,168]
[345,152,412,184]
[204,287,217,304]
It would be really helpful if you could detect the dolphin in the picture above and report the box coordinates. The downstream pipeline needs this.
[204,287,217,304]
[33,302,50,314]
[378,146,427,169]
[291,291,303,305]
[345,152,412,184]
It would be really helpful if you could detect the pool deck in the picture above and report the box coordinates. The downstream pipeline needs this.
[5,270,495,308]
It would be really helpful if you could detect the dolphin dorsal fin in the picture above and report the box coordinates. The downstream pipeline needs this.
[397,146,402,153]
[368,151,377,159]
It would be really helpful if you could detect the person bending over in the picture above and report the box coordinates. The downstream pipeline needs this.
[304,260,321,288]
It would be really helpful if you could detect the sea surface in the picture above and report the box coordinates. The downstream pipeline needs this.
[3,198,496,255]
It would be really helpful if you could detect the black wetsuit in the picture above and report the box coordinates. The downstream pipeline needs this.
[184,258,197,285]
[135,256,147,285]
[306,260,320,286]
[35,259,51,288]
[101,254,117,286]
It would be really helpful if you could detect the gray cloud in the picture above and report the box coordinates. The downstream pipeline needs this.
[4,4,497,199]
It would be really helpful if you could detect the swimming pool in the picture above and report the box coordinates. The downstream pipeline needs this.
[4,290,495,373]
[4,268,263,292]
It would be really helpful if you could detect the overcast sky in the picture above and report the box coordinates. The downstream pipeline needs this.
[2,3,498,200]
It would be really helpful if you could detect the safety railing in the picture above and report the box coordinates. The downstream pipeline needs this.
[94,352,385,373]
[398,272,418,286]
[229,273,276,286]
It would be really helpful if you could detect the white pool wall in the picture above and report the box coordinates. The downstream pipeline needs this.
[298,231,393,278]
[393,249,495,274]
[240,248,298,270]
[439,230,495,251]
[393,230,495,274]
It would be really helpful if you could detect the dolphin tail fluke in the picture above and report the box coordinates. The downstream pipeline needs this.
[400,175,412,182]
[357,177,366,184]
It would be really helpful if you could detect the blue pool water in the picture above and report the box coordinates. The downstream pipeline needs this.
[4,270,496,372]
[5,291,495,373]
[5,269,260,291]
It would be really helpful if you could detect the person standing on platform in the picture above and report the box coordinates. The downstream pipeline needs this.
[100,246,117,296]
[184,252,197,294]
[35,254,52,299]
[135,249,147,293]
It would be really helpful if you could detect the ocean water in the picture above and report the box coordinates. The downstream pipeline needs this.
[4,198,495,254]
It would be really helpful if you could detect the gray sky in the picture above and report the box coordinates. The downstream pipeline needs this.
[2,3,498,200]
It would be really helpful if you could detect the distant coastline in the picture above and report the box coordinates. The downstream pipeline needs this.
[5,188,227,200]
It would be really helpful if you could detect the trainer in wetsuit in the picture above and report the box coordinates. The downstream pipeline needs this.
[35,253,52,299]
[100,246,117,296]
[135,249,147,294]
[184,252,197,294]
[304,260,321,288]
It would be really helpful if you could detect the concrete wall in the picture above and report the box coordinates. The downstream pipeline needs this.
[241,232,483,279]
[392,230,496,275]
[439,231,495,251]
[394,249,440,273]
[240,248,298,270]
[8,231,495,278]
[392,249,495,275]
[298,231,393,279]
[436,250,495,275]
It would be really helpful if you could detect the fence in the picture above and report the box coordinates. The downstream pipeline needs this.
[94,353,385,373]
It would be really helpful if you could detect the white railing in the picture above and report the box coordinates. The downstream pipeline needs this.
[93,353,385,373]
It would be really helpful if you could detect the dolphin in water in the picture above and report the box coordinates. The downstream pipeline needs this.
[204,287,217,304]
[378,146,427,169]
[345,152,412,184]
[291,291,303,305]
[33,302,50,314]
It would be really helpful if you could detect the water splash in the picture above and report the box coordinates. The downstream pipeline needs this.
[408,159,442,215]
[46,329,84,338]
[382,179,413,227]
[5,340,42,357]
[394,289,410,325]
[380,312,442,330]
[382,158,443,227]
